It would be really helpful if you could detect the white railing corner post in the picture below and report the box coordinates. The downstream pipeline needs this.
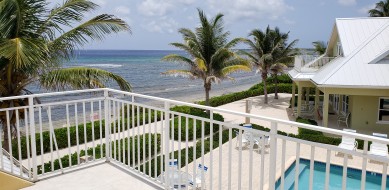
[268,122,278,190]
[163,102,171,188]
[28,96,38,181]
[104,90,110,162]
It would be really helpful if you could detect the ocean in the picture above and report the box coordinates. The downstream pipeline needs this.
[37,50,260,103]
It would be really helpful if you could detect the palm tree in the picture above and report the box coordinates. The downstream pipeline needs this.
[162,9,251,107]
[369,0,389,17]
[270,63,287,100]
[312,41,327,55]
[0,0,131,151]
[241,26,298,104]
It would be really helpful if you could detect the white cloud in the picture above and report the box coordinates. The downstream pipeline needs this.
[358,4,375,14]
[94,0,106,6]
[337,0,356,6]
[207,0,293,22]
[137,0,174,17]
[116,6,131,15]
[143,17,178,33]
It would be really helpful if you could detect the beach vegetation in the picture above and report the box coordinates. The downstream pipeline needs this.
[0,0,131,151]
[312,41,327,55]
[240,26,298,104]
[162,9,251,107]
[369,0,389,17]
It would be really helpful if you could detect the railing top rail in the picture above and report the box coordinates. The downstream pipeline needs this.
[0,88,105,101]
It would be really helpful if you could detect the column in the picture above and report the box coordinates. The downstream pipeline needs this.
[291,82,296,112]
[314,88,320,120]
[323,92,329,127]
[297,85,303,117]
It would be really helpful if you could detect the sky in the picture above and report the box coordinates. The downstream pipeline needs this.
[67,0,379,50]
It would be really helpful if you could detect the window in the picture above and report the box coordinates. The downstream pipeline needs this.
[342,95,349,113]
[334,95,340,113]
[378,98,389,122]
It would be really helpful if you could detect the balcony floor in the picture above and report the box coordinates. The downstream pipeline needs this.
[23,163,160,190]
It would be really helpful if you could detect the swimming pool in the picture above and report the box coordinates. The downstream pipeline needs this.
[275,158,389,190]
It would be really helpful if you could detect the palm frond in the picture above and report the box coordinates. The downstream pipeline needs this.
[39,67,132,91]
[221,65,251,76]
[161,54,195,67]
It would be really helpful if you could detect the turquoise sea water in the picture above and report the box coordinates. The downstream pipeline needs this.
[276,159,389,190]
[31,50,258,102]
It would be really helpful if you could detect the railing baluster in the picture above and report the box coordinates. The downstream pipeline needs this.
[209,111,214,190]
[47,106,63,173]
[0,111,3,170]
[99,100,103,159]
[48,107,54,171]
[82,102,88,162]
[66,104,71,168]
[6,110,12,174]
[361,140,368,190]
[24,109,31,179]
[122,102,126,165]
[178,115,182,190]
[104,90,110,161]
[28,96,37,180]
[201,120,205,190]
[193,119,197,189]
[249,132,253,190]
[228,127,232,190]
[154,109,158,179]
[113,101,117,161]
[295,143,300,190]
[116,101,121,163]
[259,134,265,190]
[16,110,22,177]
[309,146,315,190]
[142,107,146,174]
[148,108,152,177]
[127,103,131,167]
[218,124,222,190]
[75,103,80,165]
[163,102,170,188]
[268,122,277,190]
[171,113,175,161]
[342,154,348,190]
[91,101,96,160]
[132,101,135,167]
[325,149,331,190]
[280,139,286,190]
[160,110,164,179]
[185,116,189,189]
[382,163,388,190]
[137,105,140,172]
[238,128,242,190]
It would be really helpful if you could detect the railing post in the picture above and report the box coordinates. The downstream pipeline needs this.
[268,122,278,190]
[104,90,110,162]
[28,96,38,181]
[163,102,171,188]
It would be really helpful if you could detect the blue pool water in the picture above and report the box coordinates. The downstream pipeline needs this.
[275,158,389,190]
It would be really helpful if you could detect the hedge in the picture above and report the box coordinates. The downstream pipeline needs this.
[249,74,292,91]
[37,133,161,174]
[169,106,224,141]
[139,128,238,177]
[12,110,161,159]
[197,83,293,107]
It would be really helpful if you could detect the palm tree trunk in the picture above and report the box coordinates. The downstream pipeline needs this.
[204,82,211,107]
[262,73,268,104]
[274,74,279,99]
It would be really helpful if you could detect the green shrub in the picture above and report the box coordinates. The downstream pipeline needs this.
[170,106,224,141]
[37,133,161,174]
[13,110,162,159]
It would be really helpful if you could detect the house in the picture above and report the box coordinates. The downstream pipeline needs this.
[289,17,389,134]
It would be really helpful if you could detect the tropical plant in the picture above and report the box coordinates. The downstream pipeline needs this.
[241,26,298,103]
[0,0,131,151]
[369,0,389,17]
[312,41,327,55]
[162,9,251,106]
[270,63,287,99]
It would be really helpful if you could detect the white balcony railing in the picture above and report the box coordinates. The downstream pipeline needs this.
[0,88,389,190]
[294,55,336,73]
